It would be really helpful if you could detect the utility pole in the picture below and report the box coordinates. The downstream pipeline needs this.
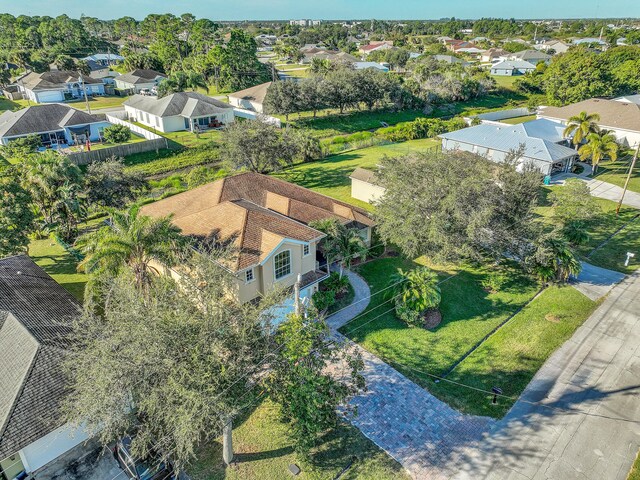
[79,73,92,114]
[294,274,302,316]
[616,144,640,216]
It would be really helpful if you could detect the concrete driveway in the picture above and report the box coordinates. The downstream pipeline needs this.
[454,272,640,480]
[34,441,122,480]
[570,262,626,301]
[553,173,640,210]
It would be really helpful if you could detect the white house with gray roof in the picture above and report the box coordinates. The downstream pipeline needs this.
[114,69,166,94]
[0,255,90,478]
[0,104,111,147]
[124,92,235,133]
[440,121,578,176]
[490,60,537,76]
[16,71,105,104]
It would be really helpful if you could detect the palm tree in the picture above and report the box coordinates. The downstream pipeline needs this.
[79,205,188,288]
[387,267,441,314]
[157,71,209,98]
[563,111,601,149]
[532,234,582,283]
[578,130,619,173]
[310,58,334,76]
[310,218,368,278]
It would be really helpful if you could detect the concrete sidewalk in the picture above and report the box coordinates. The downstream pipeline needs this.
[553,173,640,209]
[455,272,640,480]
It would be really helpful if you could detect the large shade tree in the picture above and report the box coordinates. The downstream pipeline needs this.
[0,167,35,256]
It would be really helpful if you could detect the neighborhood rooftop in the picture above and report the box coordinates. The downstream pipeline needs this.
[0,104,103,138]
[140,172,375,271]
[540,98,640,133]
[124,91,233,118]
[0,255,80,460]
[17,70,103,90]
[440,122,578,162]
[228,82,273,104]
[115,69,166,85]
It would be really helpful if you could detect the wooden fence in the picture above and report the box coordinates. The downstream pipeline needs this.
[67,138,169,165]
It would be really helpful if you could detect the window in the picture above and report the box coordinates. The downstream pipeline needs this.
[303,244,310,256]
[274,251,291,280]
[245,268,254,283]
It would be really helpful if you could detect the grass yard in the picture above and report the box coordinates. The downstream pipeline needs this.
[629,451,640,480]
[436,286,599,417]
[340,257,540,386]
[28,238,87,301]
[190,399,409,480]
[132,121,223,148]
[536,187,640,273]
[274,138,440,210]
[500,115,537,125]
[593,157,640,194]
[66,95,129,110]
[0,97,29,112]
[123,146,220,177]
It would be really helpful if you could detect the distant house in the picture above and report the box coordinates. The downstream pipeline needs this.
[539,98,640,148]
[534,39,571,54]
[0,255,90,477]
[114,69,166,95]
[446,40,484,54]
[572,37,608,47]
[509,50,552,65]
[616,94,640,106]
[481,48,510,63]
[431,55,470,66]
[350,167,385,204]
[358,41,394,55]
[439,121,578,175]
[124,92,235,133]
[490,60,537,76]
[140,173,375,310]
[16,71,105,104]
[81,53,125,66]
[353,62,389,72]
[0,104,111,147]
[228,82,272,113]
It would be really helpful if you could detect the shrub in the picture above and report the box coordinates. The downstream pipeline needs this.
[481,268,510,293]
[312,289,336,312]
[103,124,132,144]
[323,272,350,295]
[395,301,423,328]
[562,221,590,246]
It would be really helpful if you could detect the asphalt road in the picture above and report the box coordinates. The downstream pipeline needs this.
[454,272,640,480]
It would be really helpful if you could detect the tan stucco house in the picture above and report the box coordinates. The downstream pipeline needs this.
[140,173,375,307]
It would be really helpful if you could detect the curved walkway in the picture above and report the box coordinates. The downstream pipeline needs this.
[327,270,495,480]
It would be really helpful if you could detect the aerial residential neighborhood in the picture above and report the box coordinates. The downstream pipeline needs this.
[0,4,639,480]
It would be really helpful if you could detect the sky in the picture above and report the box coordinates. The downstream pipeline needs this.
[1,0,639,21]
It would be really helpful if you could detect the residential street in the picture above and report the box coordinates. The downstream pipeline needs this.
[455,271,640,480]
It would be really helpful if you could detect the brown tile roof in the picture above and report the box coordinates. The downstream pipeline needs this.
[540,99,640,133]
[0,255,80,459]
[141,172,376,271]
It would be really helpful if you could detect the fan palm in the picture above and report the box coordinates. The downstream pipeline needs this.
[578,130,619,173]
[532,234,582,283]
[563,111,601,149]
[79,205,188,289]
[387,267,441,313]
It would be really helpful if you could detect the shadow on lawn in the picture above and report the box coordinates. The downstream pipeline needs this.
[30,254,80,276]
[280,162,360,191]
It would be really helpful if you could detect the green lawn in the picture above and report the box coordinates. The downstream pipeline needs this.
[536,187,640,273]
[340,257,540,385]
[500,115,537,125]
[65,95,129,110]
[0,97,29,112]
[132,121,223,148]
[593,157,640,194]
[274,138,440,210]
[190,399,409,480]
[438,286,599,417]
[628,451,640,480]
[28,238,87,301]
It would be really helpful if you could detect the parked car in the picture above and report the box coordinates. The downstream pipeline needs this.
[113,437,176,480]
[139,88,151,96]
[150,86,158,96]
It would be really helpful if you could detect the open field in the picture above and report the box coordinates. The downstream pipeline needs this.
[593,156,640,194]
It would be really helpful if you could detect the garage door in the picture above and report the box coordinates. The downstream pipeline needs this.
[36,90,64,103]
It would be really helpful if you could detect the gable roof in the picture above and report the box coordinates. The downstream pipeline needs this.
[511,50,551,62]
[116,69,166,85]
[18,71,102,90]
[228,82,273,105]
[350,167,379,185]
[540,99,640,133]
[81,53,125,62]
[491,60,537,70]
[140,173,375,271]
[0,104,104,138]
[0,255,80,459]
[124,92,232,118]
[440,123,578,163]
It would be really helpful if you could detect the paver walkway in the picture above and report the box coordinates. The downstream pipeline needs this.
[453,271,640,480]
[570,261,626,301]
[327,270,495,479]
